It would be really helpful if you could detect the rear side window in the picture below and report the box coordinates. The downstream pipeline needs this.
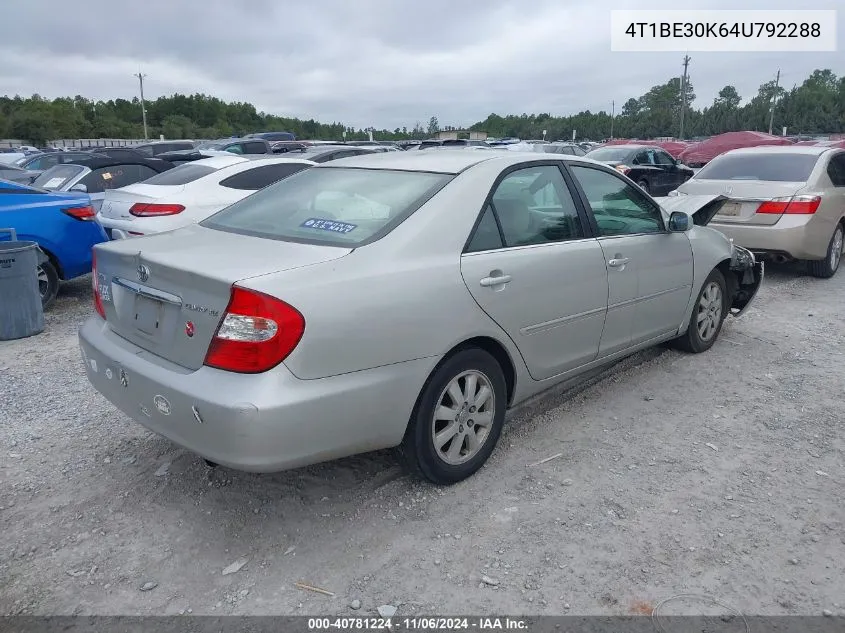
[203,167,453,246]
[134,145,155,157]
[827,153,845,186]
[695,153,819,182]
[219,163,310,190]
[142,163,217,185]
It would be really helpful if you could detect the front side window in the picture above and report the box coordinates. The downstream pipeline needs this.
[226,144,245,155]
[26,155,60,170]
[571,165,664,237]
[484,165,584,247]
[203,167,453,246]
[654,151,675,166]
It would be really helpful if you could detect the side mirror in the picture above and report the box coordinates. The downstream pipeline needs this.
[69,183,88,193]
[668,211,691,232]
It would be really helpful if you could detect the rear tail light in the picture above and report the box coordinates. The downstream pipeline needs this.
[92,251,106,319]
[62,205,96,221]
[757,195,822,215]
[614,165,632,175]
[204,287,305,374]
[129,203,186,217]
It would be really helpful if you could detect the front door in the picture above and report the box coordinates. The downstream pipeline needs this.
[460,164,609,381]
[568,164,694,355]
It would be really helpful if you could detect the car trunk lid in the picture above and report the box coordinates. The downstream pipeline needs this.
[95,224,351,370]
[656,194,728,227]
[677,180,807,226]
[98,184,187,221]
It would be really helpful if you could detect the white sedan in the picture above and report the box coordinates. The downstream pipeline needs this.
[96,154,315,239]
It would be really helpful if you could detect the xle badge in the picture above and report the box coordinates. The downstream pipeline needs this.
[119,368,128,388]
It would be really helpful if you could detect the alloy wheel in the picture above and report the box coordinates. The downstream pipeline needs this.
[696,281,723,342]
[431,370,496,466]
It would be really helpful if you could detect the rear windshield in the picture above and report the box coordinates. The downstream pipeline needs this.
[585,147,631,162]
[202,167,453,247]
[695,153,819,182]
[142,163,217,185]
[32,165,84,190]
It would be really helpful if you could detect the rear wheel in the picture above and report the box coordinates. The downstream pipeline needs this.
[674,269,727,353]
[38,260,60,310]
[637,179,650,193]
[399,349,507,485]
[807,224,843,279]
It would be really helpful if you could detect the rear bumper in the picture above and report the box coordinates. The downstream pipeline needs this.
[78,317,433,472]
[710,216,831,261]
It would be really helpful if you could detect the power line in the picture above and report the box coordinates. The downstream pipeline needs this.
[134,72,149,140]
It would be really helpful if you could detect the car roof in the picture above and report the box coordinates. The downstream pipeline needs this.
[320,149,606,174]
[184,155,252,169]
[724,145,836,156]
[59,156,174,171]
[136,140,194,146]
[592,144,662,152]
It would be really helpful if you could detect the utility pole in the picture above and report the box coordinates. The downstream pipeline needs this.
[768,69,781,135]
[134,72,149,140]
[679,55,690,140]
[610,100,615,139]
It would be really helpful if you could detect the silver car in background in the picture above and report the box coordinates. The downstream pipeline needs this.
[672,146,845,277]
[79,151,762,484]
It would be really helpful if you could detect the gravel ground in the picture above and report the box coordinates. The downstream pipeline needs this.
[0,266,843,617]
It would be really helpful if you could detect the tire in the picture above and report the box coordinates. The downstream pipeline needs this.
[399,348,507,485]
[674,269,727,354]
[38,260,60,310]
[637,179,650,193]
[807,223,843,279]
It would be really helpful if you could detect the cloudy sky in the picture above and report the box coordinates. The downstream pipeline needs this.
[1,0,842,129]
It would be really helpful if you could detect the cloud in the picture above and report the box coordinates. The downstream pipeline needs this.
[1,0,842,129]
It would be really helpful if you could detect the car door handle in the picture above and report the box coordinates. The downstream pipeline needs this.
[608,258,630,268]
[480,274,512,287]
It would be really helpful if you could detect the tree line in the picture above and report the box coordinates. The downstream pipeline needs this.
[0,68,842,146]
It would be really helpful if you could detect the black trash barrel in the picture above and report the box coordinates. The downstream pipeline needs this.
[0,233,45,340]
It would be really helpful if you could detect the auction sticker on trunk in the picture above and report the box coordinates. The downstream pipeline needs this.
[300,218,357,234]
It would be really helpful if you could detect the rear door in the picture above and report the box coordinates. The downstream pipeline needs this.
[569,164,693,354]
[460,163,608,380]
[654,149,682,193]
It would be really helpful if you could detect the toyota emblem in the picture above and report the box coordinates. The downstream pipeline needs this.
[137,264,150,283]
[185,321,195,337]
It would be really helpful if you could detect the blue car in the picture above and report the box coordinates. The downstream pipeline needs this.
[0,179,107,308]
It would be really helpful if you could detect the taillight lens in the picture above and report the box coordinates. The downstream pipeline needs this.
[615,164,631,175]
[129,203,186,217]
[204,287,305,374]
[757,195,822,215]
[63,205,96,221]
[92,251,106,319]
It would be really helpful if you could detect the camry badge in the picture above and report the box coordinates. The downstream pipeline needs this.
[137,264,150,283]
[153,395,171,416]
[185,321,195,338]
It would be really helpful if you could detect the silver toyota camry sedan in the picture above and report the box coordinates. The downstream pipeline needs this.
[79,150,763,484]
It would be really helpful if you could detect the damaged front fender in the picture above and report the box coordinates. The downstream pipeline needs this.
[727,244,764,317]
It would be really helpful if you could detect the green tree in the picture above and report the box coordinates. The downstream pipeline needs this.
[427,116,439,135]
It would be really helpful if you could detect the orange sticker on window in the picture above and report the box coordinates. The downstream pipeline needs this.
[101,172,112,180]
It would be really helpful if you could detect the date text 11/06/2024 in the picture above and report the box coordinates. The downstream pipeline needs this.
[307,617,529,630]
